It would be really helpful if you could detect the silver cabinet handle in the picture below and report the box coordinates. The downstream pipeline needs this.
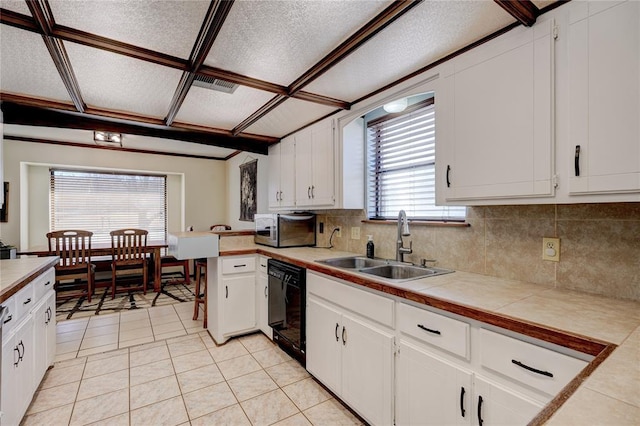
[225,286,228,299]
[264,286,268,297]
[311,185,315,198]
[308,186,311,199]
[341,326,347,345]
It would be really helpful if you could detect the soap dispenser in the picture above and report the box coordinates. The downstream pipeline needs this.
[366,235,375,259]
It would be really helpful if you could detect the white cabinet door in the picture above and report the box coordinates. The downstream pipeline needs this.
[568,0,640,194]
[440,20,555,202]
[295,119,335,208]
[1,316,35,426]
[305,297,342,395]
[256,256,272,339]
[341,313,394,426]
[33,290,56,384]
[268,137,296,209]
[397,341,472,426]
[268,143,282,209]
[221,275,256,335]
[473,375,543,426]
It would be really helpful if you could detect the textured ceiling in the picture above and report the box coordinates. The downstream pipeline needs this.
[0,0,561,156]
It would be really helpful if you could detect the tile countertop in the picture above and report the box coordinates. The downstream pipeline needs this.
[223,243,640,425]
[0,256,59,302]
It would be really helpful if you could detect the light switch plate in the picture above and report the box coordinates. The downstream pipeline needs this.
[542,237,560,262]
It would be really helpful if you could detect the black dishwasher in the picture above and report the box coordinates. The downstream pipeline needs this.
[268,259,306,363]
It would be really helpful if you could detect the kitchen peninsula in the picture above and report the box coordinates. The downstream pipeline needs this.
[214,233,639,425]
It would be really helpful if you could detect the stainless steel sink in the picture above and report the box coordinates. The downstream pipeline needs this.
[359,264,451,281]
[316,256,389,269]
[316,256,453,282]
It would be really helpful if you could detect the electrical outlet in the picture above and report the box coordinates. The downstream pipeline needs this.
[335,227,342,238]
[351,227,360,240]
[542,237,560,262]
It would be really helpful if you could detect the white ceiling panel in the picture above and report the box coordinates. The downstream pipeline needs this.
[65,42,183,118]
[204,0,392,86]
[305,0,516,101]
[0,25,71,102]
[3,125,235,158]
[244,97,337,138]
[48,0,209,59]
[0,0,30,15]
[175,84,275,130]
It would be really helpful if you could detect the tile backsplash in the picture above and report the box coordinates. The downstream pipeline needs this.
[314,203,640,302]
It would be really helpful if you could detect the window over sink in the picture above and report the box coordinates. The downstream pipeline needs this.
[366,94,466,221]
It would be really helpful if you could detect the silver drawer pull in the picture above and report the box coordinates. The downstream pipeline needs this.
[23,298,32,305]
[234,264,247,268]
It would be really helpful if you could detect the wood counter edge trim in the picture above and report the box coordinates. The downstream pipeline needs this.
[212,230,255,237]
[0,257,59,303]
[528,343,617,426]
[221,247,610,354]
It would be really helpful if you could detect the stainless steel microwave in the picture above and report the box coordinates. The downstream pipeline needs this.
[254,213,316,248]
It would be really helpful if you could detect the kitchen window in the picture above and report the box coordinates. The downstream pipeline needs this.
[50,169,167,244]
[367,97,465,221]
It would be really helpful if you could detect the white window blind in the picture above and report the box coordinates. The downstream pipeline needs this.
[50,169,167,245]
[367,100,466,220]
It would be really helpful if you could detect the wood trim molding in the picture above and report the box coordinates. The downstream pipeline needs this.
[232,94,288,136]
[287,0,424,95]
[0,102,271,154]
[229,0,423,135]
[27,0,86,113]
[165,0,235,126]
[3,135,228,161]
[494,0,539,27]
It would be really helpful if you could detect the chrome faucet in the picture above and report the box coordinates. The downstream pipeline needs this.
[396,210,412,262]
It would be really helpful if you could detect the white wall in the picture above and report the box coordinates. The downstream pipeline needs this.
[225,152,269,230]
[1,138,228,249]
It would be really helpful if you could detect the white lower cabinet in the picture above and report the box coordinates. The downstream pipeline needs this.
[208,256,257,344]
[473,375,544,426]
[1,266,55,426]
[256,256,272,339]
[306,274,394,426]
[397,341,473,426]
[2,315,35,426]
[33,290,56,384]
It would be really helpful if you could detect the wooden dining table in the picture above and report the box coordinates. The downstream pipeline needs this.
[18,241,169,292]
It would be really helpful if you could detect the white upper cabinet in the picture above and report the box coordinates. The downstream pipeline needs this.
[438,18,556,203]
[294,119,335,207]
[267,136,296,209]
[268,115,363,210]
[567,0,640,195]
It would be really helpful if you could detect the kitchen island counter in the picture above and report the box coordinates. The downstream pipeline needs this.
[219,241,639,425]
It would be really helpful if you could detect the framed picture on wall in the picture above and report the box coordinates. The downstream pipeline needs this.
[239,159,257,222]
[0,182,8,222]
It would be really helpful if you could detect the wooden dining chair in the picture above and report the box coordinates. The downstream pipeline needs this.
[47,230,96,302]
[110,228,148,299]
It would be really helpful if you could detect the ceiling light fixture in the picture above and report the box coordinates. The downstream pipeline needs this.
[94,131,122,147]
[383,98,408,113]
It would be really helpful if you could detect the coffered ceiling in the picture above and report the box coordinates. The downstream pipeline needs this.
[0,0,561,158]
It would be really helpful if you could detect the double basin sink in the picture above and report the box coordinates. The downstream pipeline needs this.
[316,256,453,283]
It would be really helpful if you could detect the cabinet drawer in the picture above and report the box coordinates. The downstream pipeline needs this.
[33,268,55,302]
[480,328,588,396]
[14,283,35,323]
[307,272,394,328]
[222,257,256,274]
[1,296,17,337]
[399,303,470,359]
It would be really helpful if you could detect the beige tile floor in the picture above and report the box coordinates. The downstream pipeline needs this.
[24,305,362,426]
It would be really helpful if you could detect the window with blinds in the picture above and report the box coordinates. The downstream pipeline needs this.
[50,169,167,244]
[367,99,466,221]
